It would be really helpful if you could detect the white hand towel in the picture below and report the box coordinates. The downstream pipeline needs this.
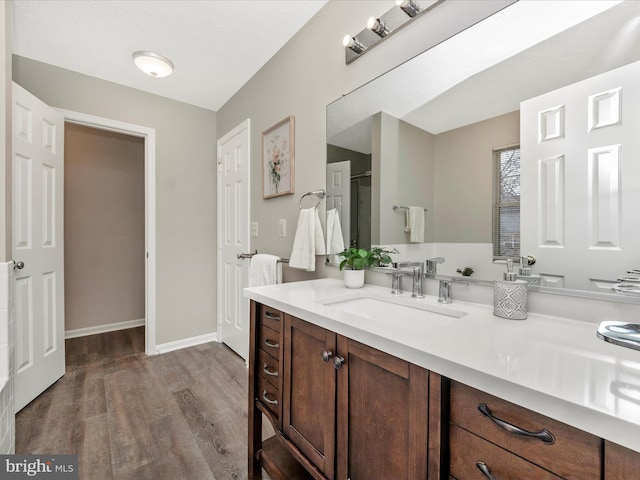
[326,208,345,254]
[249,254,282,287]
[289,207,326,271]
[408,206,425,243]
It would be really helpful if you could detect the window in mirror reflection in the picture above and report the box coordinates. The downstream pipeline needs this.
[493,146,521,260]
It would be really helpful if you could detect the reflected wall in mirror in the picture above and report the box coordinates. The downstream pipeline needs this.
[326,1,640,299]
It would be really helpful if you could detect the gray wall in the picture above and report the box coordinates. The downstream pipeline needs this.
[216,0,510,282]
[64,124,145,332]
[433,110,519,243]
[374,112,434,246]
[12,55,217,346]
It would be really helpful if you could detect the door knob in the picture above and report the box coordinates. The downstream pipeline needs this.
[333,356,345,370]
[321,350,333,362]
[13,260,24,270]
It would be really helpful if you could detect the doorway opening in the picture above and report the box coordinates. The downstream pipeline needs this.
[64,123,145,345]
[59,109,157,355]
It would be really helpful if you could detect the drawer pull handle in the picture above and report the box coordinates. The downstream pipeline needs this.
[263,338,280,349]
[264,311,280,320]
[476,462,497,480]
[263,363,279,377]
[478,403,555,445]
[262,390,279,406]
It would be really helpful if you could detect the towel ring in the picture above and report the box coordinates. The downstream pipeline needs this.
[299,189,328,210]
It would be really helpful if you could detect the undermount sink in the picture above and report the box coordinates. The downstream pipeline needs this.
[318,293,467,321]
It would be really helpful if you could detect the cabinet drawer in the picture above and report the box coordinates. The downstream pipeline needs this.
[258,348,281,391]
[450,382,601,479]
[450,425,562,480]
[260,305,283,332]
[259,324,281,357]
[258,373,281,418]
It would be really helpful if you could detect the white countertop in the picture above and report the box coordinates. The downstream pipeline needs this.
[245,278,640,453]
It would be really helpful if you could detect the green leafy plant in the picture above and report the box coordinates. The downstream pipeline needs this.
[337,247,398,271]
[456,267,474,277]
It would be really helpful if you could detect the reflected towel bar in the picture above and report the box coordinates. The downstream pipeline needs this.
[392,204,428,212]
[237,250,289,263]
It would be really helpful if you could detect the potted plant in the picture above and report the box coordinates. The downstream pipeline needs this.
[337,247,397,288]
[456,267,474,277]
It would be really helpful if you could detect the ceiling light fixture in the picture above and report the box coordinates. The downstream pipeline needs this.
[342,35,365,54]
[396,0,421,17]
[367,17,389,37]
[132,51,174,78]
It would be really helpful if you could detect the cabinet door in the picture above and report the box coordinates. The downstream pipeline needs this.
[605,441,640,479]
[283,314,337,479]
[336,337,429,480]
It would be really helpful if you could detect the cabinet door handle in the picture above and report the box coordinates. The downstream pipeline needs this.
[263,363,279,377]
[333,356,345,370]
[477,403,555,445]
[263,338,280,349]
[321,350,333,362]
[264,311,280,320]
[476,462,497,480]
[262,390,279,406]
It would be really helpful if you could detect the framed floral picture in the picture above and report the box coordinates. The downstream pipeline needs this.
[262,115,295,198]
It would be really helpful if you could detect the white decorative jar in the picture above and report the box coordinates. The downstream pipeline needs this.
[493,279,528,320]
[343,269,365,289]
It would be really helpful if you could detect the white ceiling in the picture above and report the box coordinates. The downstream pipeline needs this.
[12,0,328,112]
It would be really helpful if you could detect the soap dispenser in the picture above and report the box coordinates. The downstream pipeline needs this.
[494,259,528,320]
[517,255,541,286]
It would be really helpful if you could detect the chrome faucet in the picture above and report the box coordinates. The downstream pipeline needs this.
[438,278,468,304]
[426,257,445,275]
[438,280,453,304]
[392,261,425,298]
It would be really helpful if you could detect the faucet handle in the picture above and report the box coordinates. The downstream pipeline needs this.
[425,257,445,275]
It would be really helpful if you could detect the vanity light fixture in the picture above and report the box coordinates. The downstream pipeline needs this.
[132,50,174,78]
[343,0,445,64]
[367,17,390,37]
[342,35,365,54]
[396,0,421,17]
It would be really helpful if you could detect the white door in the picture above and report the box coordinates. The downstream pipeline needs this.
[326,160,350,262]
[12,83,65,412]
[521,61,640,291]
[217,120,250,360]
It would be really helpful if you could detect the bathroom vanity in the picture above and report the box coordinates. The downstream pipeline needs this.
[245,279,640,480]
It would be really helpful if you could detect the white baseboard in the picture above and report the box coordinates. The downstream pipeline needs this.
[155,332,218,354]
[65,318,146,339]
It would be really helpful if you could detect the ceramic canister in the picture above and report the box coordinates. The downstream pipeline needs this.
[493,279,528,320]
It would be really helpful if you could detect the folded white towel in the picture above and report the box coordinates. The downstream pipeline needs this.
[249,254,282,287]
[326,208,345,254]
[408,206,425,243]
[289,207,326,271]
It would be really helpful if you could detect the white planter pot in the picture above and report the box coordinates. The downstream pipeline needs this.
[343,269,365,289]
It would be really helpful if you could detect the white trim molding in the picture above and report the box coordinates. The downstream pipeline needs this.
[56,108,157,356]
[155,332,219,355]
[65,318,145,339]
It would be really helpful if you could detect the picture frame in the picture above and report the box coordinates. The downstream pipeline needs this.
[262,115,295,198]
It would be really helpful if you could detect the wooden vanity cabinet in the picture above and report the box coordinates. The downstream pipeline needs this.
[448,381,602,479]
[282,314,337,479]
[604,441,640,479]
[334,333,430,480]
[249,302,436,480]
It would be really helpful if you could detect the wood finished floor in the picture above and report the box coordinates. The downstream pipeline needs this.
[16,327,270,480]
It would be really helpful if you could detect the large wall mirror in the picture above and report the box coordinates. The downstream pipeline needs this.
[326,1,640,300]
